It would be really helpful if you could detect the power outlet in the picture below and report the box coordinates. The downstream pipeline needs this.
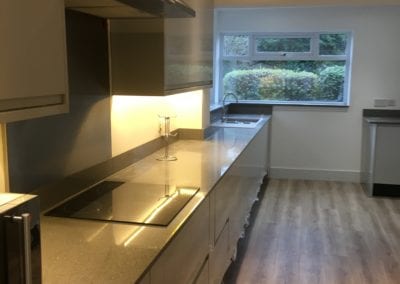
[387,99,396,107]
[374,99,388,107]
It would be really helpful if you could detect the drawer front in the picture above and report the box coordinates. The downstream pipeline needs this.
[150,198,210,284]
[210,220,231,284]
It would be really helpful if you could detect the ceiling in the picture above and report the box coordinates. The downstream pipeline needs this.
[214,0,400,8]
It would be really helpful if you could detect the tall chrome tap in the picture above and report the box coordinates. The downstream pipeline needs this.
[222,92,239,121]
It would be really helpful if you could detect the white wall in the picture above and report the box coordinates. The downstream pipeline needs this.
[216,6,400,181]
[214,0,400,8]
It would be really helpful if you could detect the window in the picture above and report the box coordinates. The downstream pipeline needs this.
[218,32,352,106]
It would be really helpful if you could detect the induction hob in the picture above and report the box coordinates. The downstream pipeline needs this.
[46,181,199,226]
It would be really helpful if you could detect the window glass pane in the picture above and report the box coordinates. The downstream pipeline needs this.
[319,33,347,55]
[256,37,311,53]
[223,35,249,56]
[222,60,346,102]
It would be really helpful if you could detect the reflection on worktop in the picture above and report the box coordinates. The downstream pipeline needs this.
[46,181,199,227]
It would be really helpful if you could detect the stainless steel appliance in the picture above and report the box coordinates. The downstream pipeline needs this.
[0,194,41,284]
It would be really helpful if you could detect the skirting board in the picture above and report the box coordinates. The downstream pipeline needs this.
[270,167,361,183]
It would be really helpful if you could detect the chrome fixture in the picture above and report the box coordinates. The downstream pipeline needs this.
[157,115,177,161]
[222,92,239,121]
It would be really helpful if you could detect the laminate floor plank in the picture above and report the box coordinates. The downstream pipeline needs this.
[224,179,400,284]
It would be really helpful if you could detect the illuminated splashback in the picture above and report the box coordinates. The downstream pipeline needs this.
[111,90,207,157]
[0,124,8,192]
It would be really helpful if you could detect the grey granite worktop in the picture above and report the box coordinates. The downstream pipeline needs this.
[364,117,400,124]
[40,115,270,284]
[363,108,400,124]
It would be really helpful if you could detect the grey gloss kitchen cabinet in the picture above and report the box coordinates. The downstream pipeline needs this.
[0,0,68,122]
[109,0,213,96]
[210,120,270,283]
[143,120,270,283]
[361,118,400,196]
[150,197,210,284]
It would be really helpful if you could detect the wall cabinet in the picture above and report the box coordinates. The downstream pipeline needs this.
[109,0,213,96]
[0,0,68,122]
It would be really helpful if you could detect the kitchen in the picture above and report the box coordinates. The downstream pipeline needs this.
[1,0,400,283]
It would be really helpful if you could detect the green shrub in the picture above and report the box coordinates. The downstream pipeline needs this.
[259,70,319,101]
[223,68,319,101]
[318,66,345,101]
[223,69,276,100]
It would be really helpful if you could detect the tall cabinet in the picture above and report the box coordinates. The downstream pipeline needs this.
[0,0,68,122]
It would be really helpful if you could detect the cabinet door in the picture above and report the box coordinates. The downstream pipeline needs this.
[209,220,231,284]
[164,0,214,91]
[136,273,150,284]
[214,175,236,244]
[194,257,209,284]
[150,197,209,284]
[0,0,68,122]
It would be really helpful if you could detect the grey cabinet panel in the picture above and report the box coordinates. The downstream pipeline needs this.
[150,198,209,284]
[361,119,400,196]
[0,0,68,122]
[109,0,213,96]
[374,125,400,184]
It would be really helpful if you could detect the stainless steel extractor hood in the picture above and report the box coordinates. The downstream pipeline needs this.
[65,0,196,19]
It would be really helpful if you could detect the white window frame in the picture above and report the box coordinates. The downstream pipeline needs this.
[216,31,353,107]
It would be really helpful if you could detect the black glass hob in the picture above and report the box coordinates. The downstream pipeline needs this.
[46,181,199,226]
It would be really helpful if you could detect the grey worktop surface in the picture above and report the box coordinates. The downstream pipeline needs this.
[364,117,400,124]
[41,115,270,284]
[363,108,400,124]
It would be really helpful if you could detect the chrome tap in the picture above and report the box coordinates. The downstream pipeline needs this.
[222,92,239,121]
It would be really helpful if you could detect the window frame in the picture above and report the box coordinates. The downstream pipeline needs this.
[216,31,353,107]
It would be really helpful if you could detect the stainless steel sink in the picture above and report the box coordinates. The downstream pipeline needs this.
[212,116,262,128]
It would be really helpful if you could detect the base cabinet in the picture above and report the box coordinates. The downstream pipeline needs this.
[209,220,231,284]
[149,198,210,284]
[361,120,400,196]
[141,119,270,284]
[209,120,270,283]
[137,273,150,284]
[194,257,210,284]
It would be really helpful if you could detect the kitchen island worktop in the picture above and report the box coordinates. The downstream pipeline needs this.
[40,115,271,284]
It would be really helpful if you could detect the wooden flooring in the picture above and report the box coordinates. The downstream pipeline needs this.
[223,179,400,284]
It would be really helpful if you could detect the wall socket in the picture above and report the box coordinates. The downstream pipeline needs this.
[374,99,396,107]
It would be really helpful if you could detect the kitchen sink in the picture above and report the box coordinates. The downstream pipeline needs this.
[212,116,262,128]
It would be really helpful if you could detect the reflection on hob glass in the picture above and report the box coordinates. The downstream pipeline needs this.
[46,181,199,226]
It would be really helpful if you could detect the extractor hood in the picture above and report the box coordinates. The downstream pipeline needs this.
[65,0,196,19]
